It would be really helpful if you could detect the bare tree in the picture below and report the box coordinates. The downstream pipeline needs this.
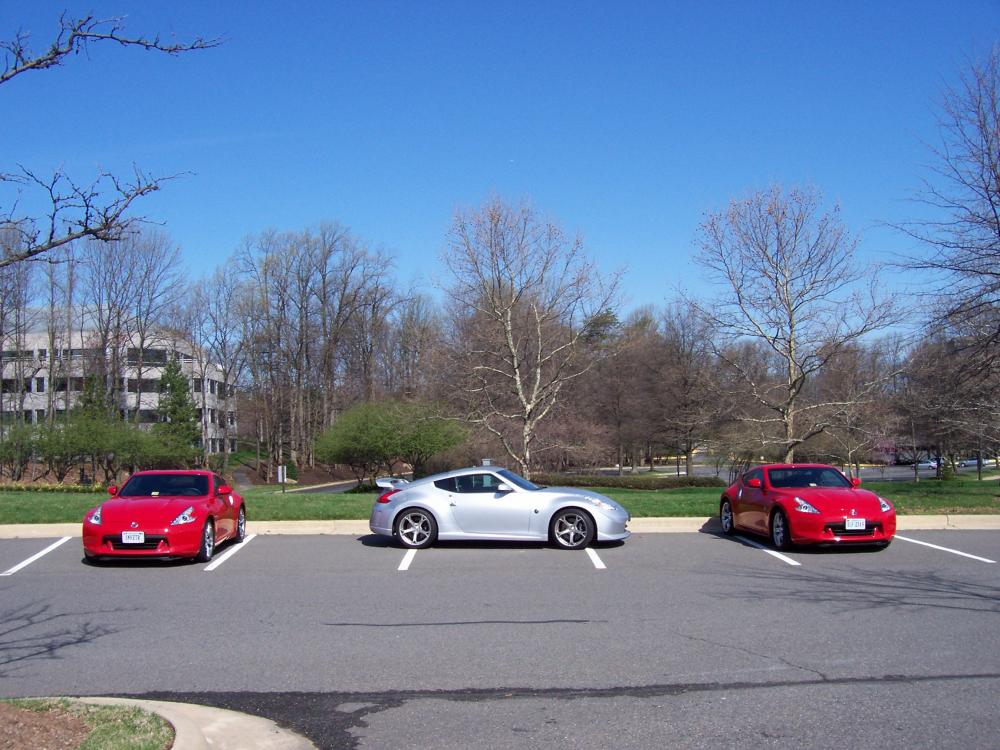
[0,13,218,268]
[442,197,620,478]
[693,185,898,462]
[899,48,1000,378]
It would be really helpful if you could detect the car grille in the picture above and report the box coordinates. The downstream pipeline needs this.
[105,535,167,551]
[824,522,882,537]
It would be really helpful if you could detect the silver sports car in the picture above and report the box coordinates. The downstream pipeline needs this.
[369,466,630,549]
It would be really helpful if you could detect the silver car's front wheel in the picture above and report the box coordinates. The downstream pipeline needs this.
[395,509,437,549]
[550,509,595,550]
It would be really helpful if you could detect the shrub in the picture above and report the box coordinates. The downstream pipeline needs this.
[530,473,726,490]
[0,482,106,493]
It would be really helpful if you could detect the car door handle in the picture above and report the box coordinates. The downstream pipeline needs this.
[449,502,457,507]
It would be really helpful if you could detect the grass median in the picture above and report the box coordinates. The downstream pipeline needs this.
[0,478,996,525]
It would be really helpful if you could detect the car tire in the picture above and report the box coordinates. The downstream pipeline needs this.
[235,506,246,543]
[395,509,437,549]
[550,508,595,550]
[720,499,736,536]
[196,519,215,562]
[770,508,791,551]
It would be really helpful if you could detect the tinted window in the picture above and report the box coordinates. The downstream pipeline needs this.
[118,474,209,497]
[433,477,458,492]
[744,469,763,486]
[455,473,506,493]
[497,469,539,491]
[768,467,850,488]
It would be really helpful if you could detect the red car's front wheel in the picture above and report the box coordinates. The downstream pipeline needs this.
[770,509,791,550]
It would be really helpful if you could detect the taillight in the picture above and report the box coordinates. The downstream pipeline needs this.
[377,489,400,504]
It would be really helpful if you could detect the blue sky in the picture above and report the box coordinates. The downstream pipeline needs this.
[5,2,1000,310]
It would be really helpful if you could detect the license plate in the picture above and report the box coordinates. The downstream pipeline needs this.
[845,518,866,531]
[121,531,145,544]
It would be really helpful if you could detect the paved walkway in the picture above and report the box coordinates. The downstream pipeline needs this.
[78,698,316,749]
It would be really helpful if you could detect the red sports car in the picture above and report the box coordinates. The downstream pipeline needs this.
[83,470,246,562]
[719,464,895,550]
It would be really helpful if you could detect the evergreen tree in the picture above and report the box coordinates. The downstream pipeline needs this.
[152,359,201,467]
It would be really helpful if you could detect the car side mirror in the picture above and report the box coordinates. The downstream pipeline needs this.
[107,485,117,496]
[217,484,232,495]
[496,483,512,493]
[746,478,762,489]
[850,477,861,488]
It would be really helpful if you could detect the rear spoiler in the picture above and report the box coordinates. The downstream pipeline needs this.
[375,476,410,489]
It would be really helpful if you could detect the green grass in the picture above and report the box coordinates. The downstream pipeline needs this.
[0,478,997,524]
[240,486,377,520]
[6,698,173,750]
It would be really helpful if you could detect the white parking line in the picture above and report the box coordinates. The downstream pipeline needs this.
[204,534,257,571]
[736,535,801,566]
[398,548,417,571]
[585,547,607,569]
[895,535,997,564]
[0,536,73,576]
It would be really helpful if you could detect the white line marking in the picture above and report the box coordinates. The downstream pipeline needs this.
[1,536,72,576]
[736,535,801,566]
[398,548,417,571]
[895,535,996,563]
[585,547,607,569]
[204,534,257,571]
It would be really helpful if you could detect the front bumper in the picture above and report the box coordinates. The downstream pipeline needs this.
[595,511,631,542]
[790,511,896,545]
[82,521,202,559]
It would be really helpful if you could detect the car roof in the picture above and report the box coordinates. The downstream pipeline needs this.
[407,465,510,487]
[754,464,841,471]
[130,470,213,476]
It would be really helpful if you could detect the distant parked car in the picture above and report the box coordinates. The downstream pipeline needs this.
[83,470,246,563]
[916,459,938,469]
[719,464,896,550]
[958,458,979,468]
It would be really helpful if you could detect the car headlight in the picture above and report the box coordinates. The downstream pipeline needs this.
[170,506,197,526]
[587,497,616,512]
[879,497,893,513]
[87,507,102,525]
[793,496,819,514]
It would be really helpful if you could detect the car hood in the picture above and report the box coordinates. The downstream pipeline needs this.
[782,488,885,514]
[101,496,201,525]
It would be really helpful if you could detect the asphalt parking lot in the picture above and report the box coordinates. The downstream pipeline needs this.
[1,529,998,749]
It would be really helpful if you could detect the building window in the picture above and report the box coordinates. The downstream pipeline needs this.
[209,379,217,395]
[35,377,44,393]
[38,349,47,359]
[193,378,203,393]
[35,409,45,423]
[229,438,237,452]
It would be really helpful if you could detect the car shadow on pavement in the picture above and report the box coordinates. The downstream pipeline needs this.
[357,534,625,551]
[696,517,890,555]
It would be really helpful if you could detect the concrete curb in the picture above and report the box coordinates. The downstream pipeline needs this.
[76,697,316,750]
[3,515,1000,539]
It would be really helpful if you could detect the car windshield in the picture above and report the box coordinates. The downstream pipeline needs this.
[118,474,209,497]
[767,467,851,489]
[496,469,540,491]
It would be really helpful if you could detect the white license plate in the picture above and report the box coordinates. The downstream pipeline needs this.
[845,518,866,531]
[121,531,145,544]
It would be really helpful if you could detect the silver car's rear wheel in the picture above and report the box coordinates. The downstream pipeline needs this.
[395,509,437,549]
[550,509,595,550]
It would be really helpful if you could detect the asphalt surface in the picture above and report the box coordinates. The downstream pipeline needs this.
[1,531,998,748]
